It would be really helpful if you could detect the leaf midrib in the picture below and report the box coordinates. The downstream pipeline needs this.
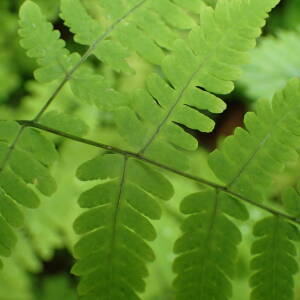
[227,109,292,189]
[196,191,220,298]
[138,24,229,155]
[179,191,220,295]
[270,216,280,300]
[107,156,128,298]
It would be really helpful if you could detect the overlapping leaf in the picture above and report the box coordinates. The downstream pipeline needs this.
[60,0,198,110]
[19,1,123,113]
[60,0,197,69]
[115,0,280,170]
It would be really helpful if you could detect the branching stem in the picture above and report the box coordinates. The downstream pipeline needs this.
[33,0,148,122]
[17,120,300,226]
[0,0,147,173]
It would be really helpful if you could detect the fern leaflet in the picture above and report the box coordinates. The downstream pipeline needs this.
[114,0,280,171]
[0,121,57,265]
[59,0,200,110]
[72,154,173,299]
[209,79,300,201]
[19,1,76,83]
[173,189,248,299]
[250,215,300,300]
[175,70,300,300]
[250,183,300,300]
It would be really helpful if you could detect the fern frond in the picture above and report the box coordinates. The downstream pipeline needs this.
[114,0,280,169]
[10,1,297,299]
[19,1,78,83]
[18,1,116,112]
[59,0,197,110]
[171,2,284,296]
[250,216,300,300]
[239,30,300,100]
[209,78,300,201]
[61,0,130,73]
[72,154,173,299]
[3,3,90,261]
[173,189,248,299]
[0,121,57,264]
[69,0,282,297]
[60,0,196,68]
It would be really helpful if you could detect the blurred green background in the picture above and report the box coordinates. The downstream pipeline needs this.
[1,0,300,299]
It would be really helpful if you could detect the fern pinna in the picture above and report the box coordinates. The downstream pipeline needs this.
[1,0,300,299]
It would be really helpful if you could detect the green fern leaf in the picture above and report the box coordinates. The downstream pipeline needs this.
[18,0,131,112]
[6,0,297,299]
[0,121,57,198]
[0,121,57,265]
[171,1,282,296]
[18,1,77,83]
[69,0,282,297]
[209,79,300,201]
[19,127,58,166]
[60,0,134,74]
[0,189,24,229]
[60,0,195,67]
[250,216,300,300]
[59,0,193,110]
[72,154,173,299]
[114,0,280,170]
[0,216,17,259]
[173,189,248,299]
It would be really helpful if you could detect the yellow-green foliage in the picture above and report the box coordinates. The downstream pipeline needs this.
[2,0,300,300]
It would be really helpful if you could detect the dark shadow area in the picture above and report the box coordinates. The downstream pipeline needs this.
[32,248,78,299]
